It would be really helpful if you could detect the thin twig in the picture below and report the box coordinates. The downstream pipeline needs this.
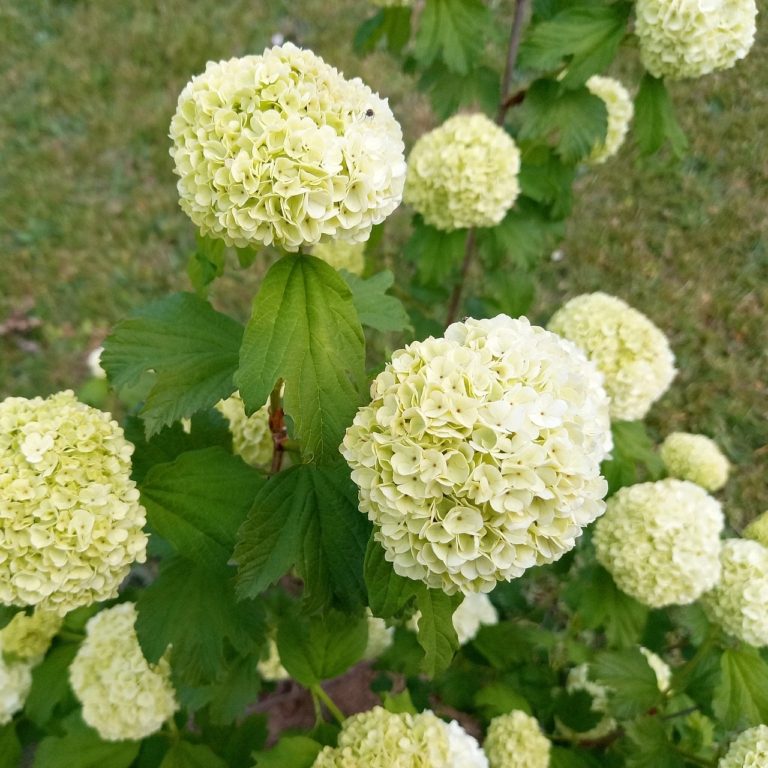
[444,229,477,327]
[496,0,531,125]
[269,378,288,474]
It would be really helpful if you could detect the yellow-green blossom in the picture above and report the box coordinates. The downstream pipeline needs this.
[548,292,676,421]
[313,240,366,275]
[719,725,768,768]
[69,603,178,741]
[660,432,729,491]
[0,391,148,615]
[170,43,406,252]
[342,315,612,595]
[362,612,395,661]
[404,114,521,231]
[451,592,498,645]
[586,76,633,164]
[636,0,757,80]
[257,637,290,682]
[743,511,768,548]
[484,710,551,768]
[1,607,62,663]
[216,392,273,468]
[701,538,768,647]
[594,479,723,608]
[0,655,32,726]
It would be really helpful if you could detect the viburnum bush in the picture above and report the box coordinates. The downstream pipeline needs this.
[1,1,764,767]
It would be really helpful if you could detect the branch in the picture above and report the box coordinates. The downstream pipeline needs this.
[444,229,477,327]
[496,0,531,125]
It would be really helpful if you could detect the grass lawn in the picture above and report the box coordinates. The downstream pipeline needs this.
[1,0,765,526]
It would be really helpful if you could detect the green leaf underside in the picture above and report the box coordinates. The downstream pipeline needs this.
[405,219,468,286]
[713,646,768,730]
[341,270,412,333]
[136,556,264,685]
[593,647,663,718]
[624,717,684,768]
[253,736,323,768]
[277,609,368,687]
[236,254,365,463]
[519,79,608,163]
[519,3,631,87]
[102,293,243,437]
[160,742,228,768]
[634,73,689,156]
[235,463,370,611]
[140,447,265,570]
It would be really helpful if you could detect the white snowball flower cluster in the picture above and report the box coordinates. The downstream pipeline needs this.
[701,539,768,647]
[548,292,676,421]
[69,603,178,741]
[257,637,290,682]
[312,241,365,275]
[0,654,32,726]
[363,612,395,661]
[216,392,273,468]
[719,725,768,768]
[484,710,551,768]
[404,114,521,231]
[585,76,634,164]
[1,608,62,663]
[86,346,106,379]
[744,511,768,548]
[635,0,757,80]
[170,43,406,252]
[0,391,148,615]
[451,592,499,645]
[342,315,612,595]
[660,432,729,491]
[594,479,724,608]
[312,706,488,768]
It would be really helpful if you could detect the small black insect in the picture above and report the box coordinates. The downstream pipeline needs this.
[365,108,375,117]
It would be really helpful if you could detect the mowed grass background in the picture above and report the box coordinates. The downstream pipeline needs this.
[1,1,765,527]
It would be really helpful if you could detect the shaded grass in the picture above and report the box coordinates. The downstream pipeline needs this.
[0,1,765,524]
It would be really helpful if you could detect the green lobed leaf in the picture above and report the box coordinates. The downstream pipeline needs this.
[413,0,490,75]
[160,742,227,768]
[414,587,462,677]
[553,689,603,732]
[277,609,368,687]
[235,463,370,611]
[593,647,664,719]
[102,293,243,437]
[404,217,468,286]
[634,74,688,157]
[519,79,608,163]
[253,736,323,768]
[25,643,80,727]
[139,447,265,570]
[602,421,665,495]
[33,714,140,768]
[624,717,684,768]
[517,145,576,218]
[341,270,412,333]
[136,556,265,685]
[519,3,631,87]
[566,564,648,647]
[364,536,420,618]
[713,646,768,730]
[187,234,226,298]
[236,254,365,464]
[204,655,262,726]
[418,62,500,121]
[474,682,531,719]
[0,724,21,768]
[0,604,23,631]
[550,746,604,768]
[473,622,555,669]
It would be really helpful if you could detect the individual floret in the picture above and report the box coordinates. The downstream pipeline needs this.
[312,241,365,275]
[170,43,406,252]
[701,538,768,647]
[0,391,148,615]
[635,0,757,80]
[594,479,724,608]
[548,292,676,421]
[660,432,729,492]
[484,710,551,768]
[585,76,634,164]
[216,392,273,468]
[404,114,521,231]
[1,607,62,663]
[342,315,612,594]
[312,706,487,768]
[719,725,768,768]
[69,603,178,741]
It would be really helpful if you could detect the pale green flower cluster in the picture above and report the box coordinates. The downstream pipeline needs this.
[585,76,634,164]
[452,592,498,645]
[170,43,406,252]
[404,114,521,231]
[1,607,62,662]
[312,241,366,275]
[257,637,290,682]
[701,539,768,647]
[312,706,488,768]
[660,432,729,492]
[719,725,768,768]
[640,646,672,694]
[636,0,757,80]
[0,391,148,615]
[0,653,32,726]
[548,292,676,421]
[363,612,395,661]
[87,346,106,379]
[216,392,273,468]
[342,315,612,594]
[594,479,724,608]
[744,511,768,548]
[484,710,551,768]
[69,603,178,741]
